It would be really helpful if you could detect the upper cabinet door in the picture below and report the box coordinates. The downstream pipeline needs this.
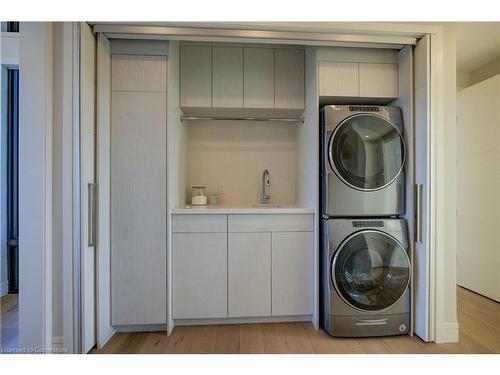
[359,63,398,98]
[180,45,212,107]
[318,61,359,97]
[243,48,274,108]
[275,49,305,109]
[212,47,244,108]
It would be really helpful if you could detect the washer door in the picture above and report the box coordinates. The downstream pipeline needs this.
[328,114,405,191]
[332,230,410,312]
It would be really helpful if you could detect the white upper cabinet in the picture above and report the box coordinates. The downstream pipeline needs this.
[212,47,244,108]
[318,48,399,99]
[359,63,398,98]
[180,45,212,108]
[275,48,305,109]
[318,61,358,97]
[180,44,305,113]
[243,48,274,108]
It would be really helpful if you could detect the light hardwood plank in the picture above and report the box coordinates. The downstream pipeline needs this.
[91,287,500,354]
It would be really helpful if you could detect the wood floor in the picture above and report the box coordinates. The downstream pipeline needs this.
[92,287,500,354]
[0,294,19,352]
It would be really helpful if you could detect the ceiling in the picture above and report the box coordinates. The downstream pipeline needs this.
[456,22,500,74]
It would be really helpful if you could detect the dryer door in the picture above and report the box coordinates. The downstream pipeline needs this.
[328,114,405,191]
[332,230,410,312]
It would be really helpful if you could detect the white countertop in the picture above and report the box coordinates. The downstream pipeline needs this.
[171,205,314,214]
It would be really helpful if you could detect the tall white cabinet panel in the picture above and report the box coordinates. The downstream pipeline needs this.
[271,232,313,316]
[274,49,305,109]
[359,63,398,98]
[212,47,243,108]
[111,55,166,326]
[180,45,211,107]
[243,48,274,108]
[318,61,359,97]
[111,54,167,92]
[228,233,271,317]
[173,233,228,319]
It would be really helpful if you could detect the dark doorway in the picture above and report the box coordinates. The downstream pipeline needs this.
[6,69,19,294]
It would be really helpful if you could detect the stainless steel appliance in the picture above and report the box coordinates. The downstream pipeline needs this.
[320,105,405,217]
[321,218,410,337]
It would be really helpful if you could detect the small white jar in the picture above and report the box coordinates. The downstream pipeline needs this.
[191,186,208,206]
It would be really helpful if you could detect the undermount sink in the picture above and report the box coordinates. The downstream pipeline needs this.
[251,204,281,208]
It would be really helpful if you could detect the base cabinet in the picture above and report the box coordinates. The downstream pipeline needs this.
[173,232,227,319]
[228,233,271,317]
[172,213,313,321]
[272,232,314,315]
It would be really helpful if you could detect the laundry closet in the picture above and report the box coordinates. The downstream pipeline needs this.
[81,24,435,352]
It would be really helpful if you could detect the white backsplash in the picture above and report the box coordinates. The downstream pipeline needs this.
[186,121,297,206]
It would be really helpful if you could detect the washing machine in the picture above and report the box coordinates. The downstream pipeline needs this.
[321,218,411,337]
[320,105,405,217]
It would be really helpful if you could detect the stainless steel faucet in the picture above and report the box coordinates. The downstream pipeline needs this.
[261,169,271,204]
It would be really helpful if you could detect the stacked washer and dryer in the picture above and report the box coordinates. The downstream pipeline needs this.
[320,105,411,338]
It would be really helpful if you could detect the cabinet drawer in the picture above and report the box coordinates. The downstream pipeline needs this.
[228,214,313,232]
[172,214,227,233]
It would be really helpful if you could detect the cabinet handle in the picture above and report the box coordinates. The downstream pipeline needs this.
[88,183,97,247]
[415,184,423,244]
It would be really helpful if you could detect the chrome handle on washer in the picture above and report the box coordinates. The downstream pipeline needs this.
[88,183,97,247]
[415,184,423,244]
[355,318,388,326]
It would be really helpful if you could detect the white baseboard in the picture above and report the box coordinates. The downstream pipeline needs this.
[115,324,167,333]
[0,281,8,297]
[174,315,313,326]
[436,322,459,343]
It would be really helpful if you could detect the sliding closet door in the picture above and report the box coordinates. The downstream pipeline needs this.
[413,35,432,342]
[80,23,97,353]
[95,32,113,348]
[110,53,167,326]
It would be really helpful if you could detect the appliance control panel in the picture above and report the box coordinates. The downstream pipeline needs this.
[352,221,384,228]
[349,106,380,112]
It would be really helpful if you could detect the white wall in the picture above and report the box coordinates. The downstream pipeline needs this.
[186,122,297,206]
[457,74,500,302]
[19,21,53,351]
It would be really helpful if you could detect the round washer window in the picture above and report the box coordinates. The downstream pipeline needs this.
[332,230,410,312]
[328,114,405,191]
